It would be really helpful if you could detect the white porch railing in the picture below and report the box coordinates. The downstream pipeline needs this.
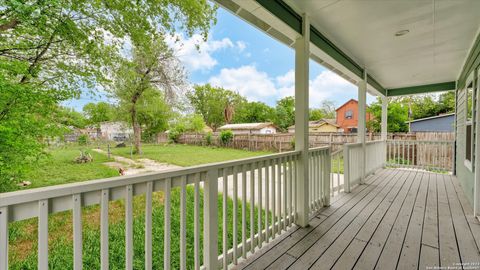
[330,148,344,196]
[0,147,333,270]
[343,140,386,192]
[386,140,454,172]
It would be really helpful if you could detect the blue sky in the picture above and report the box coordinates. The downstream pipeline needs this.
[64,7,374,111]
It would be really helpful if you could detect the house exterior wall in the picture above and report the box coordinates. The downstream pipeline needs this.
[455,33,480,207]
[100,122,133,141]
[409,115,455,132]
[336,100,373,133]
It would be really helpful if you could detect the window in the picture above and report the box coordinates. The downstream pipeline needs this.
[465,78,475,167]
[345,110,353,119]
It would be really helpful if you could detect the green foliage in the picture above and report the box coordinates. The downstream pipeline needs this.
[78,134,88,146]
[187,84,245,131]
[234,101,275,123]
[367,98,409,132]
[309,100,336,121]
[273,96,295,132]
[205,132,213,146]
[219,130,234,145]
[56,107,88,129]
[168,129,182,143]
[0,0,216,189]
[83,102,115,125]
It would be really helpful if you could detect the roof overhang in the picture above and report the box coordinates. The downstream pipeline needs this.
[213,0,480,97]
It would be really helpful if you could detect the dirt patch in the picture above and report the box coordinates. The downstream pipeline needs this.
[92,149,181,176]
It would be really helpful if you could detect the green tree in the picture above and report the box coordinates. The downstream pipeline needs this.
[57,107,87,129]
[273,96,295,131]
[234,101,275,123]
[83,102,115,125]
[367,98,409,132]
[0,0,216,190]
[187,84,245,131]
[113,38,185,154]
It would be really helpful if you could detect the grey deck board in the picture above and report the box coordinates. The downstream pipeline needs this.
[239,170,390,269]
[331,170,416,270]
[232,168,480,270]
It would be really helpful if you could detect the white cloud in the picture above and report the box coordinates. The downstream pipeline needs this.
[166,33,247,72]
[207,66,357,107]
[209,65,277,100]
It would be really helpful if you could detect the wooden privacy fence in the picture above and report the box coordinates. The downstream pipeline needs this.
[157,132,452,152]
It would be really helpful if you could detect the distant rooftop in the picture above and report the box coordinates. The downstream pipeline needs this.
[218,122,275,130]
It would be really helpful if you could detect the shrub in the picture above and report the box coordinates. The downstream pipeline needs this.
[78,134,88,145]
[168,129,182,143]
[219,130,233,145]
[205,132,213,146]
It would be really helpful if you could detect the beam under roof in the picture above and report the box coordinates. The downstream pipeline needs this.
[255,0,386,96]
[387,81,456,96]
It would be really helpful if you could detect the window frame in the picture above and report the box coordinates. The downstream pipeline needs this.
[345,109,353,119]
[464,72,475,171]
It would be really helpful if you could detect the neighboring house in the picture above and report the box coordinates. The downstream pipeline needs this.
[99,121,133,141]
[287,119,339,133]
[335,99,373,133]
[64,127,99,142]
[407,113,455,132]
[218,122,277,134]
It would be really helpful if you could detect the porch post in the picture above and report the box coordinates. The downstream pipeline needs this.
[381,95,388,165]
[294,13,310,228]
[474,70,480,218]
[358,71,367,184]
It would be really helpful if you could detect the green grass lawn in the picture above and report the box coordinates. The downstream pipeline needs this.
[109,144,272,166]
[8,144,270,269]
[21,147,119,190]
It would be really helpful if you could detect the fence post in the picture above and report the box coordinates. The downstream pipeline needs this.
[203,169,218,269]
[344,146,350,193]
[107,144,111,159]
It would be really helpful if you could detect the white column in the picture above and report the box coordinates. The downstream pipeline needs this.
[294,14,310,228]
[474,71,480,219]
[381,95,388,166]
[358,72,367,184]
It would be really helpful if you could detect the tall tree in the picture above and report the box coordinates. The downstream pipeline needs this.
[234,101,275,123]
[274,96,295,131]
[367,97,409,132]
[0,0,216,189]
[83,102,115,125]
[113,38,185,154]
[187,84,245,131]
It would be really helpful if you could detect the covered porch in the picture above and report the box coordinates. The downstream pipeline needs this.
[1,0,480,269]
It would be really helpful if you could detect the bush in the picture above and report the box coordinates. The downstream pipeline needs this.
[219,130,233,145]
[78,134,88,145]
[168,129,182,143]
[205,132,213,146]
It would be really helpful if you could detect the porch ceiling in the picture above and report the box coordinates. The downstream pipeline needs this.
[214,0,480,96]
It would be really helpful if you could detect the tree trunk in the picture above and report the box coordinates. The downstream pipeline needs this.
[131,105,141,154]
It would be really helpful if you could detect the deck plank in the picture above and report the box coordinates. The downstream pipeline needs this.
[232,169,480,270]
[396,171,430,270]
[354,170,423,270]
[331,170,416,270]
[309,170,412,269]
[285,169,402,269]
[437,173,461,268]
[443,174,480,265]
[236,169,390,270]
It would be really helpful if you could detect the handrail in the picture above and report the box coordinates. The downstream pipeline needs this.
[0,150,301,208]
[0,148,336,269]
[344,140,386,192]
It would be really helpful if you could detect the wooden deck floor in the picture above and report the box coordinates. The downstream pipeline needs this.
[234,168,480,270]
